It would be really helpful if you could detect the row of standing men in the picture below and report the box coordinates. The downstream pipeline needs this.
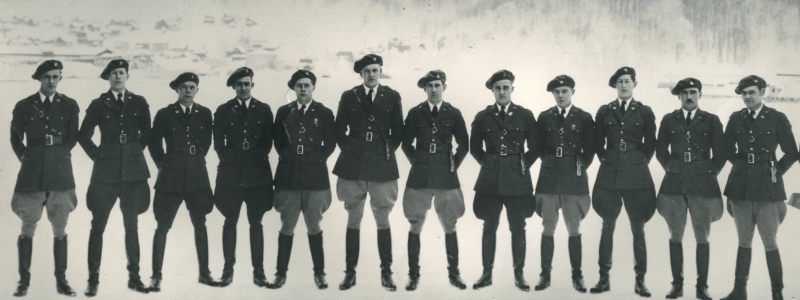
[8,55,798,300]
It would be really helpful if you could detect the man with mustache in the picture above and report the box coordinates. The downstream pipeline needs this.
[10,60,80,297]
[655,78,726,300]
[270,70,336,290]
[590,67,657,297]
[212,67,273,288]
[333,54,404,291]
[78,59,152,296]
[533,75,595,294]
[720,75,798,300]
[471,70,540,292]
[147,72,218,291]
[400,70,469,291]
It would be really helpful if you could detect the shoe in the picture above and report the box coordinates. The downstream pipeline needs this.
[568,235,586,293]
[339,228,359,290]
[339,272,356,290]
[514,268,530,292]
[534,235,553,291]
[54,236,76,297]
[405,276,419,291]
[253,269,269,288]
[127,278,149,294]
[308,232,327,289]
[590,276,610,294]
[198,273,218,287]
[406,232,420,291]
[250,226,267,288]
[377,228,396,291]
[84,281,98,297]
[313,273,328,289]
[472,230,495,290]
[666,241,683,299]
[696,243,712,300]
[766,249,783,300]
[268,233,293,289]
[720,247,751,300]
[381,271,396,291]
[444,233,466,290]
[268,273,286,289]
[634,276,651,297]
[14,236,32,297]
[472,271,492,290]
[148,277,162,293]
[218,224,236,287]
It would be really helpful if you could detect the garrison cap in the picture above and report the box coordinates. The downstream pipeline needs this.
[288,70,317,88]
[100,59,129,80]
[485,69,515,89]
[546,75,575,92]
[735,75,767,95]
[671,77,702,95]
[32,60,63,80]
[608,66,636,88]
[226,67,254,87]
[353,54,383,73]
[169,72,199,90]
[417,70,446,88]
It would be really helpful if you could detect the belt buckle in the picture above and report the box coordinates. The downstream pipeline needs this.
[620,141,627,152]
[242,140,250,151]
[684,152,691,162]
[45,134,53,146]
[297,145,304,154]
[119,133,127,144]
[747,153,755,164]
[556,147,563,157]
[500,145,508,156]
[429,143,436,153]
[366,132,373,142]
[189,145,197,155]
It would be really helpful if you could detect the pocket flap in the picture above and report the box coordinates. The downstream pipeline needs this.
[412,151,429,164]
[666,159,682,174]
[541,155,555,168]
[696,160,717,174]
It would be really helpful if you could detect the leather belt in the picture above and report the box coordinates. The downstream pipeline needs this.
[671,152,709,162]
[28,134,64,146]
[736,153,771,164]
[545,147,577,157]
[293,145,319,155]
[226,140,259,151]
[614,141,639,152]
[101,134,138,144]
[486,145,522,156]
[416,143,449,154]
[168,145,201,155]
[351,131,384,142]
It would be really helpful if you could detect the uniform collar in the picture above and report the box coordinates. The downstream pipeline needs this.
[39,91,56,101]
[556,104,572,115]
[237,96,251,107]
[428,100,442,111]
[749,104,763,118]
[682,107,697,119]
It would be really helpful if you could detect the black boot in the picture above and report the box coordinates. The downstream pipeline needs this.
[666,241,683,299]
[84,230,101,297]
[250,226,268,287]
[512,230,529,291]
[54,235,76,297]
[194,227,217,287]
[568,235,586,293]
[696,243,712,300]
[472,230,495,290]
[721,247,751,300]
[125,230,148,294]
[269,233,293,289]
[339,228,359,290]
[590,222,614,294]
[766,249,783,300]
[218,225,236,287]
[633,227,650,297]
[405,232,420,291]
[308,232,327,289]
[445,232,466,290]
[14,236,32,297]
[377,228,396,291]
[148,230,167,292]
[534,235,553,291]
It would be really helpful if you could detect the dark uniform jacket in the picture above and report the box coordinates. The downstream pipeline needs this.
[724,106,798,202]
[656,109,726,197]
[10,92,79,192]
[273,100,336,190]
[470,103,540,196]
[78,90,151,184]
[213,98,273,188]
[594,99,657,189]
[149,102,213,194]
[401,101,469,190]
[536,105,596,195]
[332,85,403,182]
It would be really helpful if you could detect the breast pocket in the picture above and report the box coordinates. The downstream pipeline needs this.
[759,126,777,146]
[439,119,455,136]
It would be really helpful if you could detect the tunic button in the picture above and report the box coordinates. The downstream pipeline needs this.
[620,131,624,133]
[45,125,49,128]
[187,141,190,145]
[431,139,435,142]
[500,137,504,140]
[749,130,753,133]
[621,122,625,125]
[368,126,371,129]
[244,130,247,133]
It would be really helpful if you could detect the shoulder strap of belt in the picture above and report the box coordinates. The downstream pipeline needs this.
[31,102,61,136]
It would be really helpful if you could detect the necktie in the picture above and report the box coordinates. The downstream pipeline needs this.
[559,108,566,123]
[240,101,248,114]
[184,106,191,119]
[431,105,439,119]
[300,104,306,116]
[748,110,756,122]
[620,100,627,115]
[499,105,506,120]
[44,96,52,111]
[686,111,692,125]
[117,93,124,108]
[366,88,374,106]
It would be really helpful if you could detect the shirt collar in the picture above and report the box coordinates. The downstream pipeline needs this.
[557,104,572,116]
[428,101,442,111]
[297,100,312,112]
[750,105,763,118]
[180,103,193,111]
[617,98,632,107]
[112,90,125,101]
[496,103,510,111]
[39,91,55,102]
[682,107,697,119]
[363,84,379,98]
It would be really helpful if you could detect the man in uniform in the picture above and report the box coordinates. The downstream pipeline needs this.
[720,75,798,300]
[10,60,79,297]
[270,70,336,290]
[655,78,726,300]
[333,54,404,291]
[533,75,595,293]
[470,70,540,292]
[147,72,217,291]
[212,67,273,288]
[400,70,469,291]
[590,67,657,297]
[78,59,151,296]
